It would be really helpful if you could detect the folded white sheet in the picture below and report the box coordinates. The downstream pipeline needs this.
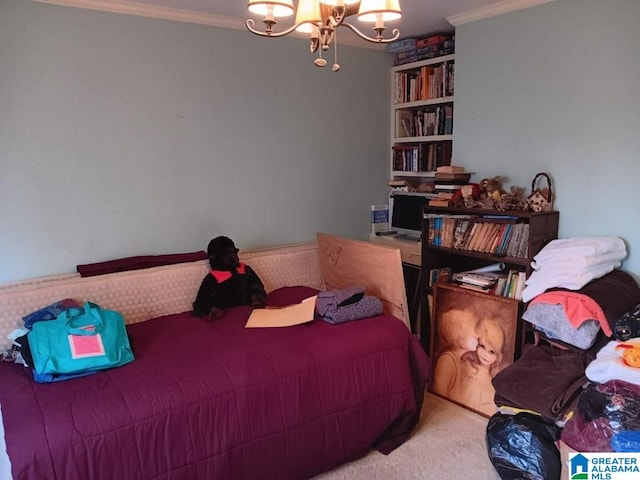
[532,249,627,271]
[585,338,640,385]
[533,236,626,263]
[521,261,620,303]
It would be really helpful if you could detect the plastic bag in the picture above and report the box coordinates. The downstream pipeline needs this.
[486,412,561,480]
[560,380,640,452]
[611,430,640,452]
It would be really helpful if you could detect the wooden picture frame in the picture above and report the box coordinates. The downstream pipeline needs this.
[429,283,521,417]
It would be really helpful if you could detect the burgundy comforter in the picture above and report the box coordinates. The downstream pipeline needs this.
[0,286,429,480]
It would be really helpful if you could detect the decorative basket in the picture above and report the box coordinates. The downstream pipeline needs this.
[527,172,554,212]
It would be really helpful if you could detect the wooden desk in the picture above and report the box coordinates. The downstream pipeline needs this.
[368,234,421,267]
[369,234,423,337]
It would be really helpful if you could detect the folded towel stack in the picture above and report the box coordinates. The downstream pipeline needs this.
[522,236,627,302]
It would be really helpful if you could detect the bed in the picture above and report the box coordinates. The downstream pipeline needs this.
[0,233,430,480]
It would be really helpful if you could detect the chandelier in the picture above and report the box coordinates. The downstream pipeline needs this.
[246,0,402,71]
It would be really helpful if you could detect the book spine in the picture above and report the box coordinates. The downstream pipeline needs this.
[370,204,389,234]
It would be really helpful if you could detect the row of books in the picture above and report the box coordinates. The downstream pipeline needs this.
[425,215,531,259]
[391,142,452,173]
[450,270,526,300]
[395,104,453,138]
[393,61,455,104]
[429,266,452,287]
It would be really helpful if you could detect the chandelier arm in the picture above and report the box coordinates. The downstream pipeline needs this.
[339,23,401,43]
[245,18,304,38]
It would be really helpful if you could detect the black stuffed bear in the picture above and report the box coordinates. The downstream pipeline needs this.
[192,236,267,319]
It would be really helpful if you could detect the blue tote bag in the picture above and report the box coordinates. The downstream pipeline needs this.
[29,302,134,375]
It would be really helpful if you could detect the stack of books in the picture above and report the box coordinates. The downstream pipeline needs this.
[432,166,471,202]
[388,34,456,66]
[452,271,503,292]
[428,193,453,207]
[434,165,473,183]
[451,269,527,300]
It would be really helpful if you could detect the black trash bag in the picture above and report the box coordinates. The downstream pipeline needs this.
[486,412,562,480]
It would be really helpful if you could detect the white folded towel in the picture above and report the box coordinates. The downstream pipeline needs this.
[528,258,623,280]
[533,236,626,264]
[532,249,627,270]
[585,338,640,385]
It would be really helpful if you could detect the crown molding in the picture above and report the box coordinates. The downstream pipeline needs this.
[30,0,382,49]
[447,0,556,27]
[32,0,245,29]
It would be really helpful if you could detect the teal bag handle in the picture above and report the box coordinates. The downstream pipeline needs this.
[61,302,104,335]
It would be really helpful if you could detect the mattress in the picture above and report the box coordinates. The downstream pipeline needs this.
[0,286,429,480]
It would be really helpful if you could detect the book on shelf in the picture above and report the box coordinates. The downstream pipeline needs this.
[444,104,453,135]
[442,217,458,248]
[392,144,422,172]
[458,221,478,250]
[481,214,520,222]
[415,34,453,49]
[436,165,465,174]
[471,223,489,252]
[420,66,435,101]
[459,283,494,293]
[436,191,455,200]
[424,213,477,247]
[370,204,389,234]
[451,219,469,249]
[513,271,526,301]
[428,198,450,208]
[504,223,530,258]
[452,271,502,288]
[494,223,514,255]
[482,223,502,253]
[491,270,526,300]
[434,172,472,182]
[429,267,452,287]
[434,183,466,191]
[516,223,530,258]
[488,223,507,253]
[456,278,501,294]
[451,266,528,299]
[385,37,417,53]
[474,223,492,252]
[388,179,413,188]
[494,277,507,297]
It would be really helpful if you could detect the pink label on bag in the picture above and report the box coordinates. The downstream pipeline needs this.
[68,325,105,358]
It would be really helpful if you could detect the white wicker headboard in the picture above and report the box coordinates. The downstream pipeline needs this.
[0,241,323,352]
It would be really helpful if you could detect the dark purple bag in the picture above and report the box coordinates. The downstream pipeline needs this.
[315,286,383,324]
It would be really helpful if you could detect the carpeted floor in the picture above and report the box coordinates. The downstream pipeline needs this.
[313,392,501,479]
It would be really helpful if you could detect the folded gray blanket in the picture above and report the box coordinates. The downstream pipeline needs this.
[315,286,383,324]
[523,303,601,350]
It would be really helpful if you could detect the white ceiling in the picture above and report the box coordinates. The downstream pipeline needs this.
[33,0,554,46]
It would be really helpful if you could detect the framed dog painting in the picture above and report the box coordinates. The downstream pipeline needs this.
[429,283,521,417]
